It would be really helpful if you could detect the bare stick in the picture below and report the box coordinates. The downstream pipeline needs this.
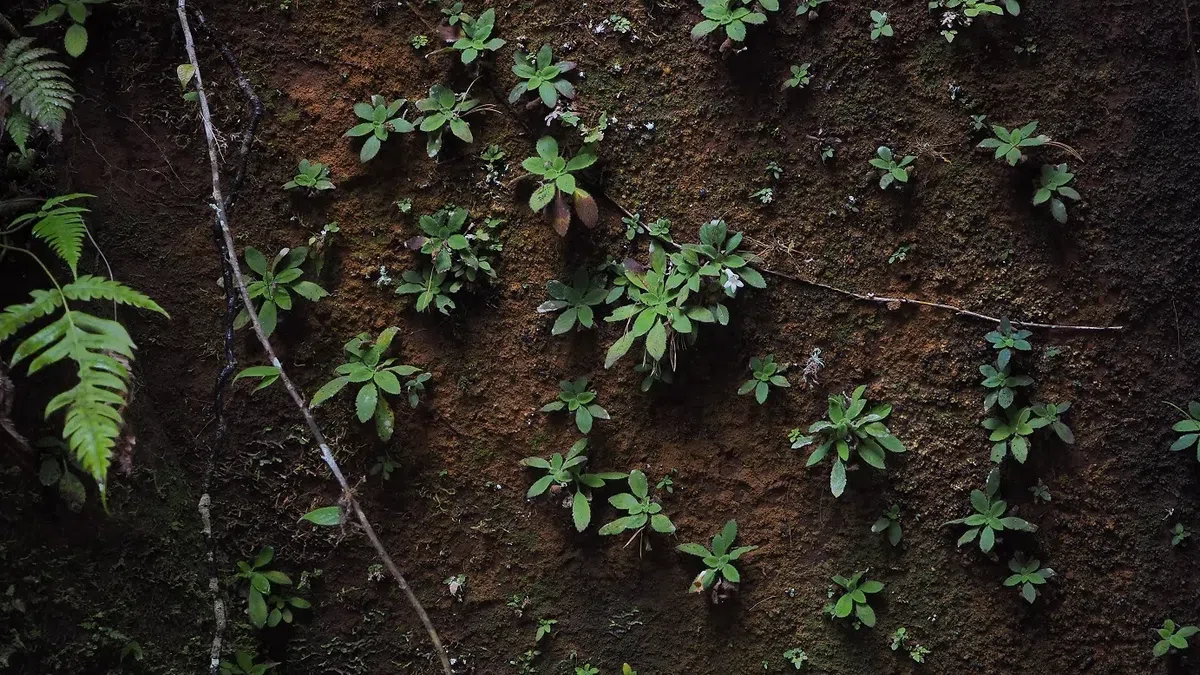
[174,4,453,673]
[604,196,1123,332]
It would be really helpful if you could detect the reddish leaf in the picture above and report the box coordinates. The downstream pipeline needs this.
[549,191,571,236]
[573,189,599,228]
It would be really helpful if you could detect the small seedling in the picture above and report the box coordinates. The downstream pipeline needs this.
[1004,554,1054,603]
[830,571,884,627]
[309,328,429,441]
[869,10,893,39]
[416,84,490,158]
[796,0,829,19]
[283,159,334,192]
[509,45,576,109]
[983,406,1049,463]
[750,187,774,204]
[985,318,1032,370]
[738,354,790,404]
[541,377,610,434]
[782,648,808,669]
[535,618,556,642]
[522,136,599,235]
[1034,163,1081,224]
[235,246,328,337]
[441,1,470,25]
[656,470,677,494]
[1168,401,1200,459]
[678,519,756,601]
[609,13,633,34]
[1029,479,1051,502]
[537,268,609,335]
[782,63,812,90]
[872,505,903,546]
[790,385,906,497]
[1154,620,1199,657]
[869,146,915,189]
[765,161,784,181]
[945,468,1037,552]
[691,0,779,44]
[575,665,600,675]
[970,114,989,132]
[219,651,277,675]
[1031,402,1075,444]
[345,95,415,162]
[890,627,931,663]
[410,34,430,50]
[599,470,676,549]
[978,121,1049,166]
[1173,523,1191,547]
[397,208,502,314]
[521,438,626,531]
[888,244,911,264]
[451,9,505,64]
[980,359,1032,411]
[235,547,309,629]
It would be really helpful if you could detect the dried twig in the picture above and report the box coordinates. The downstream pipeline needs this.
[174,4,452,674]
[604,196,1123,332]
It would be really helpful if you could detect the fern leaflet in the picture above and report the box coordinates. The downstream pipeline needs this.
[11,193,93,278]
[0,37,74,143]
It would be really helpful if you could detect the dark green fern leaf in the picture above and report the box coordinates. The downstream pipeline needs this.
[5,110,31,153]
[62,275,166,313]
[11,193,93,278]
[0,37,74,142]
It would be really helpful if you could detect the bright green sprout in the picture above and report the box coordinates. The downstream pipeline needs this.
[977,120,1049,166]
[537,268,609,335]
[738,354,790,404]
[1034,163,1080,224]
[509,45,576,109]
[677,519,757,593]
[520,438,626,532]
[1154,620,1199,657]
[830,571,884,627]
[790,385,905,497]
[868,146,915,189]
[283,159,334,192]
[451,8,505,64]
[1004,553,1054,603]
[540,376,610,434]
[945,467,1037,552]
[869,10,893,39]
[344,95,415,163]
[236,246,328,337]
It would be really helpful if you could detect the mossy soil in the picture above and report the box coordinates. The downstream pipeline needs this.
[3,0,1200,673]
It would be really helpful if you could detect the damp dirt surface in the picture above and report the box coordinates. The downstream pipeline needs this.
[3,0,1200,673]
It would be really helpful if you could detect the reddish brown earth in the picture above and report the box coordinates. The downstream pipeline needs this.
[3,0,1200,673]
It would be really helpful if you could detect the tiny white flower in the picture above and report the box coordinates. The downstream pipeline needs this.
[644,121,655,131]
[723,268,743,293]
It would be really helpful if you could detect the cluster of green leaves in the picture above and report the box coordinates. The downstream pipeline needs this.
[890,627,931,663]
[829,571,884,627]
[537,268,609,335]
[782,63,812,90]
[28,0,109,57]
[1154,620,1198,657]
[416,84,481,158]
[978,121,1048,166]
[450,8,505,64]
[690,0,779,44]
[1,194,167,503]
[869,10,893,39]
[521,439,626,531]
[308,328,429,441]
[872,505,903,546]
[604,221,765,380]
[1034,163,1080,224]
[869,146,914,190]
[235,546,310,629]
[782,648,808,669]
[397,207,502,314]
[945,468,1037,552]
[738,354,790,404]
[219,651,276,675]
[236,246,328,337]
[978,320,1074,464]
[598,470,676,543]
[790,385,906,498]
[931,0,1020,17]
[509,46,576,109]
[0,37,75,154]
[1004,554,1054,603]
[622,213,673,243]
[677,520,756,592]
[282,159,334,192]
[523,136,599,235]
[344,95,414,163]
[1168,400,1200,459]
[796,0,829,19]
[540,377,610,434]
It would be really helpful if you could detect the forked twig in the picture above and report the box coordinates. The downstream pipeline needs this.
[604,196,1123,332]
[174,4,453,674]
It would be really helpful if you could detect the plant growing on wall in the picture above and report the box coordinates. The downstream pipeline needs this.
[521,439,626,531]
[945,468,1037,552]
[522,136,599,235]
[451,8,505,64]
[309,328,430,441]
[344,95,415,163]
[599,470,676,552]
[509,45,576,109]
[790,385,906,497]
[540,377,610,434]
[678,519,757,601]
[537,268,609,335]
[235,246,328,337]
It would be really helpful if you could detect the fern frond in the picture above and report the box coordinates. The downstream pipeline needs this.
[0,37,74,140]
[0,289,62,343]
[62,276,170,316]
[11,193,93,277]
[13,309,137,494]
[5,110,31,154]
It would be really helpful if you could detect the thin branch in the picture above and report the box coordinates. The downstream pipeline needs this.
[0,12,19,40]
[604,196,1123,332]
[174,4,453,673]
